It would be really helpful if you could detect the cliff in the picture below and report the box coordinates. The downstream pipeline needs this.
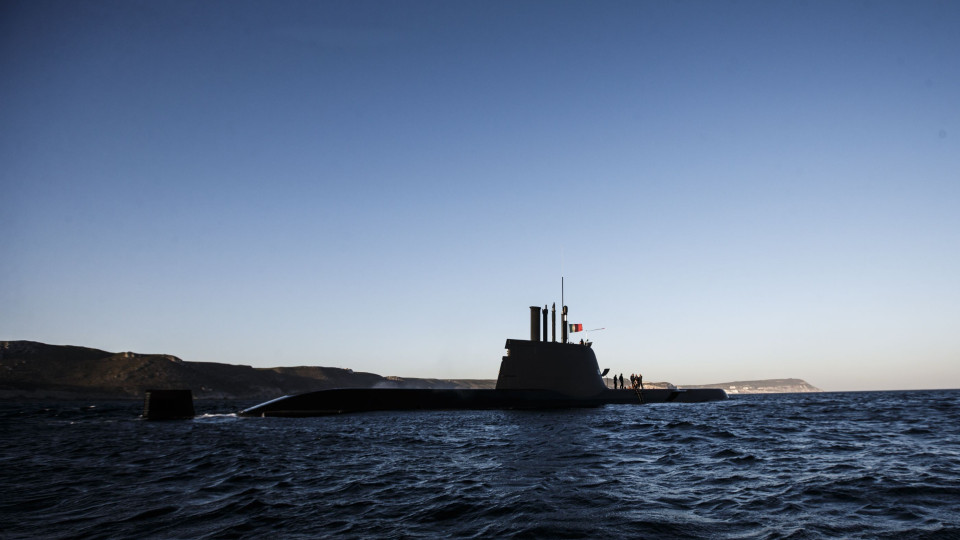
[680,378,822,393]
[0,341,485,400]
[1,341,820,399]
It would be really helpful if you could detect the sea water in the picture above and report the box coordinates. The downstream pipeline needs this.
[2,391,959,538]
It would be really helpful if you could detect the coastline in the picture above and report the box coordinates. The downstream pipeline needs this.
[2,340,822,401]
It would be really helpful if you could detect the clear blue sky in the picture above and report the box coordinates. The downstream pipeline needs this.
[2,0,958,391]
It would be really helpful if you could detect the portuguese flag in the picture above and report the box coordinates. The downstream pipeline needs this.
[568,323,583,332]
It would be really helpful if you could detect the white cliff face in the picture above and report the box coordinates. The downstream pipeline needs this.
[679,378,822,394]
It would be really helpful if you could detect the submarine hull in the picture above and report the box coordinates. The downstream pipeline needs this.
[239,387,727,417]
[238,307,727,418]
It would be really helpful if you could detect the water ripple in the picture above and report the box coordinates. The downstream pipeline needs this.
[2,391,960,538]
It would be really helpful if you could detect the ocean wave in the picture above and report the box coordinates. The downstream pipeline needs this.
[2,391,959,539]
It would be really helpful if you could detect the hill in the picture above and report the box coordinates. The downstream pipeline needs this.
[680,378,822,393]
[1,341,820,400]
[0,341,481,400]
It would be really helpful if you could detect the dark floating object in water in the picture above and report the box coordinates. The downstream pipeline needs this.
[240,303,727,417]
[143,389,195,420]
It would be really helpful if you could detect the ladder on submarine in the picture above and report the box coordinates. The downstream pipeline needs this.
[632,378,645,403]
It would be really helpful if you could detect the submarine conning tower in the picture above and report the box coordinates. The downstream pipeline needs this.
[495,305,607,398]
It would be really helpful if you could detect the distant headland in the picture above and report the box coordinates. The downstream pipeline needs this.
[0,341,821,400]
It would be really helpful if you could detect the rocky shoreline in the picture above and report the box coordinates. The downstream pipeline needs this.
[1,340,820,400]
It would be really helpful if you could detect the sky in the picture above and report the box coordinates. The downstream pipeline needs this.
[2,0,958,391]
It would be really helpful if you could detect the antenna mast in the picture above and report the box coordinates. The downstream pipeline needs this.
[560,276,568,344]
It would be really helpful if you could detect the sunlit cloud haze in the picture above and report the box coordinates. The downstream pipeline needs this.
[2,0,958,391]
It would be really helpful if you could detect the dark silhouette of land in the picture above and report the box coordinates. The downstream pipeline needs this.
[0,341,819,400]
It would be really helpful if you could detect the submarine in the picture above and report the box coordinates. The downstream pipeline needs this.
[239,303,726,417]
